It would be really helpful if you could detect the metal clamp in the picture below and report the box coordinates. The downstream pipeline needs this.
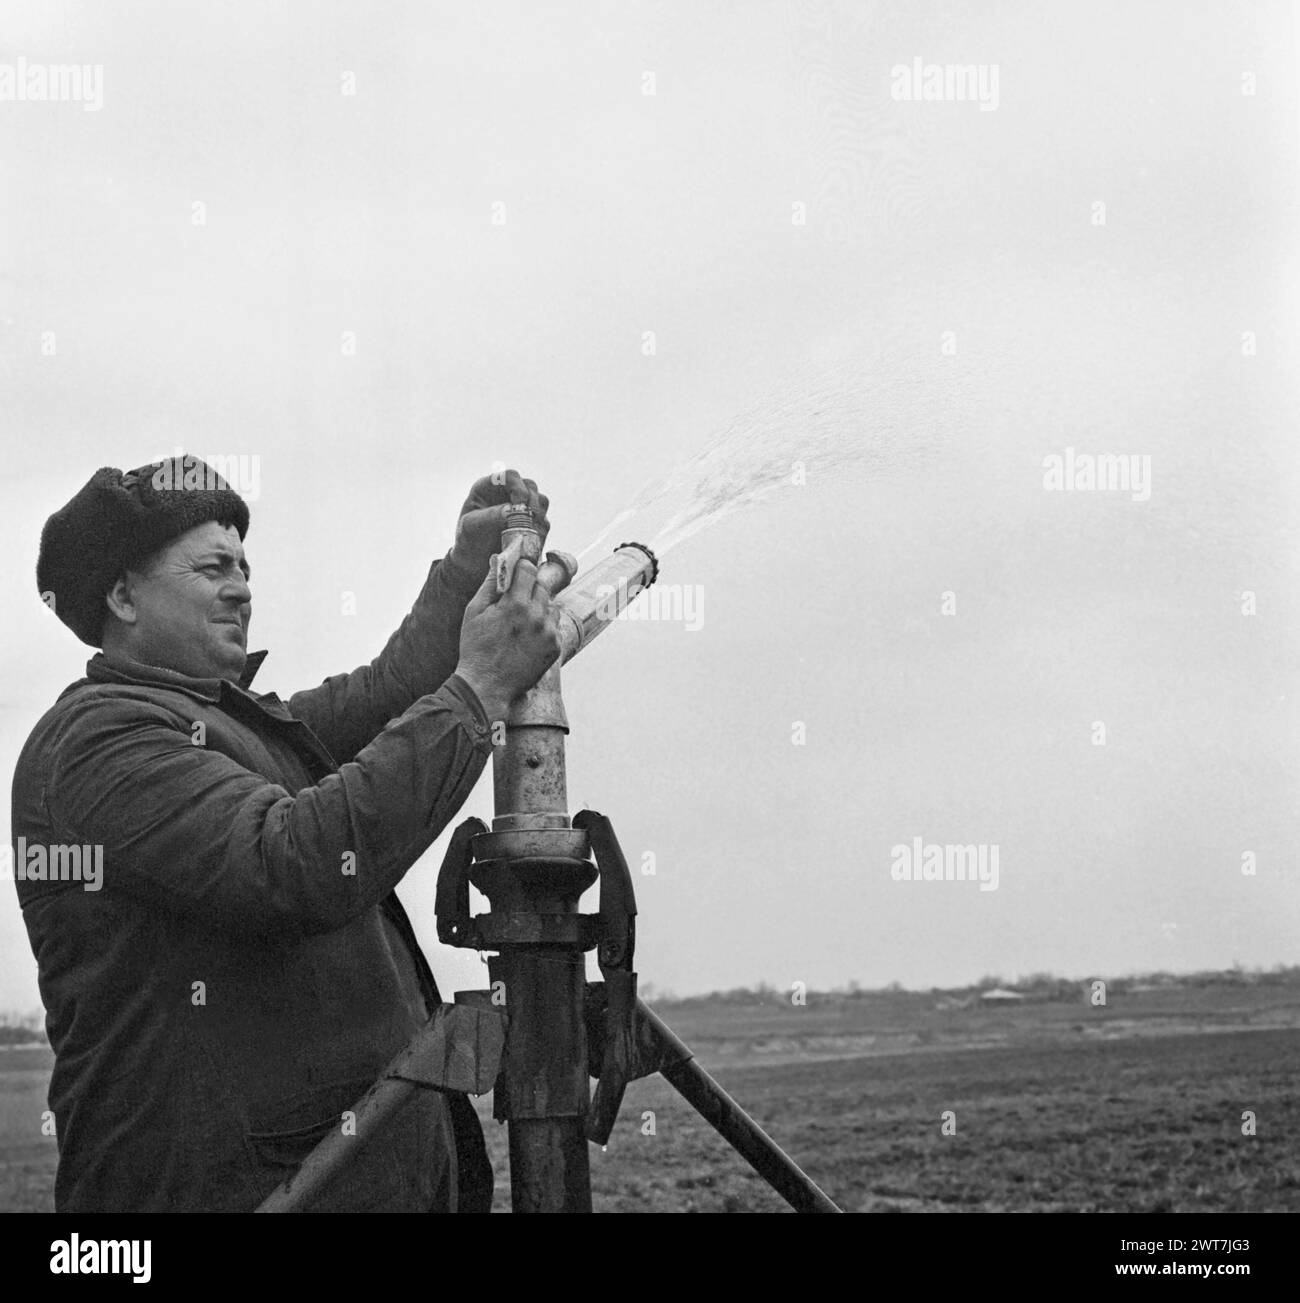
[572,810,638,1145]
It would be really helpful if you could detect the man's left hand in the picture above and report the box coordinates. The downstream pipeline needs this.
[449,470,550,584]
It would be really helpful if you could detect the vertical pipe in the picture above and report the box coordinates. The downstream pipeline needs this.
[498,950,592,1214]
[492,506,593,1213]
[493,508,570,830]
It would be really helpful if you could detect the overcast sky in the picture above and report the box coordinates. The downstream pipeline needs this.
[2,0,1297,1010]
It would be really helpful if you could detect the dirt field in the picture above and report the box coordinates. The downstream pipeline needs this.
[520,1028,1300,1213]
[5,980,1299,1213]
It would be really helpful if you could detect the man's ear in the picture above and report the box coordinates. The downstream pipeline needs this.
[104,574,139,626]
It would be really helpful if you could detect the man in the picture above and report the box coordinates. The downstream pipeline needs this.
[12,455,562,1212]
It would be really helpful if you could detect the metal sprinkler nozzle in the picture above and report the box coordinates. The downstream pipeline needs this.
[551,542,657,663]
[498,504,657,663]
[499,504,578,596]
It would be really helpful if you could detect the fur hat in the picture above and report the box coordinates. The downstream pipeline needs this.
[37,455,250,647]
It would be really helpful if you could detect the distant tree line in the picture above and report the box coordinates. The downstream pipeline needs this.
[637,964,1300,1008]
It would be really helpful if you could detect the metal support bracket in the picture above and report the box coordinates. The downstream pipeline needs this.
[387,1000,507,1096]
[572,810,639,1144]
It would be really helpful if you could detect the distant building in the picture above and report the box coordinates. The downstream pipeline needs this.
[980,988,1025,1001]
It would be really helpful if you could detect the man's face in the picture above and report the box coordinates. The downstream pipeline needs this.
[110,521,252,681]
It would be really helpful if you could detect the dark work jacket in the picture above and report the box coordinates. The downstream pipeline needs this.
[11,551,496,1212]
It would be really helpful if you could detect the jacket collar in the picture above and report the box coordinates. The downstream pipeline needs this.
[84,648,270,702]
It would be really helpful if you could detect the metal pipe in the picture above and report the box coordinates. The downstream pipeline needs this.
[487,506,595,1213]
[637,1001,842,1215]
[495,508,573,829]
[478,511,658,1213]
[254,1079,410,1213]
[552,543,658,664]
[492,951,592,1214]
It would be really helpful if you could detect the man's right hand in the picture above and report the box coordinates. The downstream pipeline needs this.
[454,544,562,725]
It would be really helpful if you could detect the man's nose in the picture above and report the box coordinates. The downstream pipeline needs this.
[221,574,252,606]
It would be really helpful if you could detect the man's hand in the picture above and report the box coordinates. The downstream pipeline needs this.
[448,470,550,586]
[454,543,562,725]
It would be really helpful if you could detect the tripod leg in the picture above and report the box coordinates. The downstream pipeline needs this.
[255,1001,505,1212]
[637,1000,842,1214]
